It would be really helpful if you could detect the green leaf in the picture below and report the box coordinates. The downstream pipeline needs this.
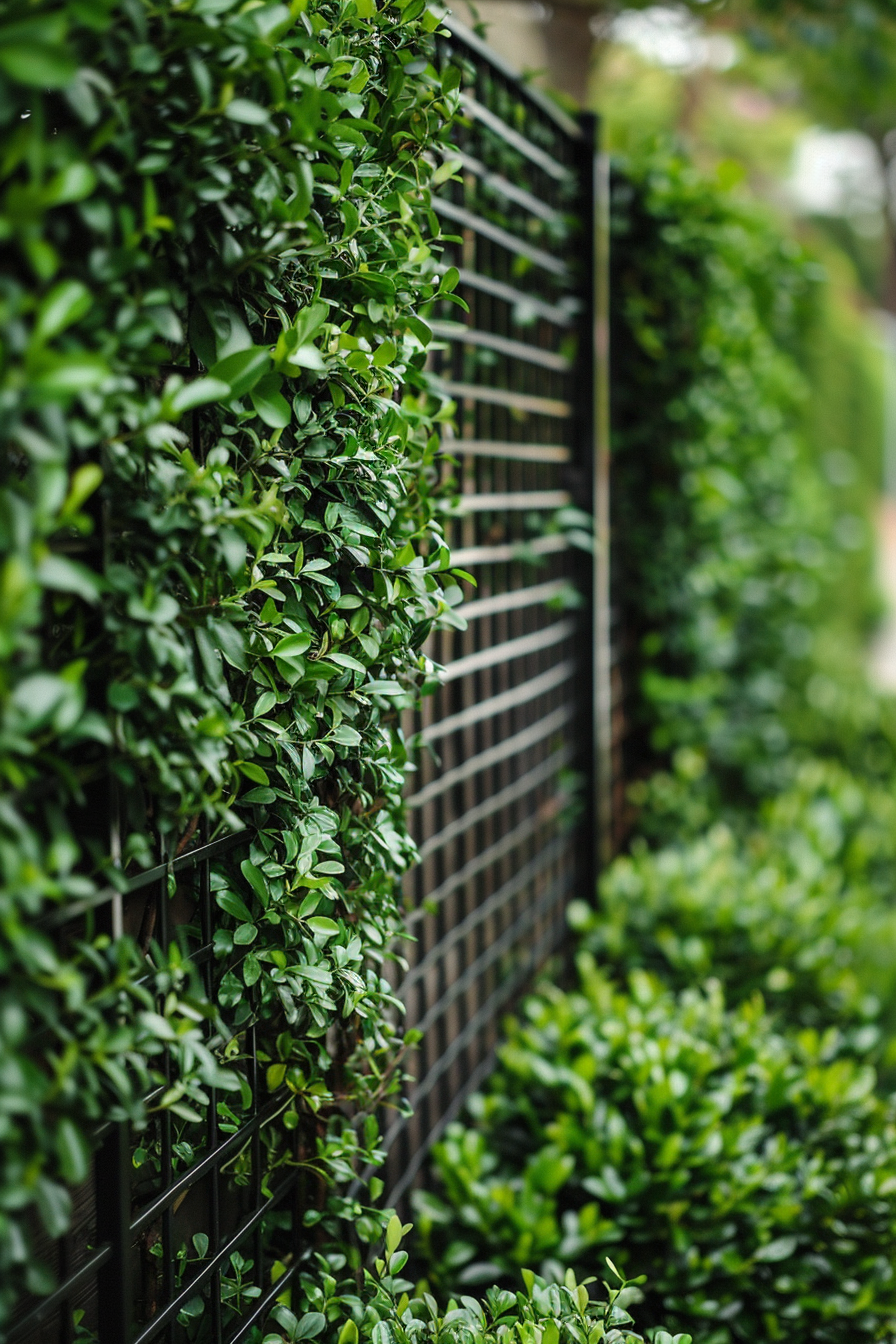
[0,32,77,87]
[438,265,460,295]
[44,162,97,204]
[250,374,292,428]
[61,463,103,519]
[36,555,101,603]
[209,346,271,398]
[266,1063,287,1091]
[233,922,258,945]
[240,860,270,906]
[36,1176,72,1238]
[754,1236,798,1263]
[216,891,253,923]
[385,1212,403,1254]
[33,280,91,343]
[238,762,269,785]
[326,652,366,673]
[167,377,231,415]
[271,632,312,660]
[225,98,271,124]
[34,355,108,396]
[306,917,340,938]
[55,1118,90,1184]
[432,157,463,186]
[295,1312,326,1340]
[372,338,397,368]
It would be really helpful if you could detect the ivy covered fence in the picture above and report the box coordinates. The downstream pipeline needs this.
[1,0,465,1334]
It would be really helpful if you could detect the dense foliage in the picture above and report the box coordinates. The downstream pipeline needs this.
[278,1217,691,1344]
[609,147,892,817]
[418,964,896,1344]
[0,0,463,1323]
[571,759,896,1043]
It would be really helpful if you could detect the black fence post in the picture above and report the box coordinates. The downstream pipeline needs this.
[580,112,613,875]
[95,1120,133,1342]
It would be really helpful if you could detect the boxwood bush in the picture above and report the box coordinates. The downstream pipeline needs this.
[278,1217,691,1344]
[0,0,462,1321]
[416,962,896,1344]
[571,758,896,1042]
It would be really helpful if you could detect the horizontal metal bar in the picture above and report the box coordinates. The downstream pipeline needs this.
[460,579,570,620]
[133,1171,300,1344]
[416,744,573,862]
[407,810,559,932]
[434,379,572,418]
[443,15,584,142]
[434,199,568,278]
[444,265,579,327]
[441,437,571,463]
[383,908,569,1205]
[407,863,573,1045]
[38,830,247,930]
[421,658,576,744]
[441,618,575,683]
[7,1245,113,1342]
[408,703,574,810]
[430,320,571,373]
[129,1090,290,1237]
[382,1047,498,1207]
[446,148,566,226]
[450,533,569,567]
[460,92,573,183]
[454,489,571,512]
[402,833,567,993]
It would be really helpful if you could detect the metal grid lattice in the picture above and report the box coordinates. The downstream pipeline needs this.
[382,18,610,1206]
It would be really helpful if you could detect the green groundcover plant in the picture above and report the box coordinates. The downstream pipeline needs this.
[416,963,896,1344]
[571,757,896,1042]
[0,0,465,1320]
[271,1217,691,1344]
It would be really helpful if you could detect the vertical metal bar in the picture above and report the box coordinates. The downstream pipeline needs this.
[198,831,223,1344]
[581,113,613,873]
[96,1122,133,1343]
[249,1024,263,1300]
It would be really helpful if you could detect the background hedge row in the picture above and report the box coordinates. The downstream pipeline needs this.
[0,0,462,1326]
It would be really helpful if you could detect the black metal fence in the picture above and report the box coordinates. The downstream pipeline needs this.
[381,17,610,1205]
[7,18,610,1344]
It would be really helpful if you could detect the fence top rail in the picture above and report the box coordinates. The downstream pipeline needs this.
[442,13,585,144]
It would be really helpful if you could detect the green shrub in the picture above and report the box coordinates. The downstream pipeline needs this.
[571,758,896,1041]
[278,1217,691,1344]
[416,961,896,1344]
[610,149,892,815]
[0,0,460,1318]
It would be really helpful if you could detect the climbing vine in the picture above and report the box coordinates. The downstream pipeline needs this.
[0,0,462,1323]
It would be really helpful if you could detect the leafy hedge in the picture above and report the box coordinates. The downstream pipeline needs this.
[418,964,896,1344]
[0,0,463,1323]
[610,148,892,816]
[571,759,896,1044]
[283,1217,691,1344]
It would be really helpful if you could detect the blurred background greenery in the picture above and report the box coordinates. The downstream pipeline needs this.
[458,0,896,685]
